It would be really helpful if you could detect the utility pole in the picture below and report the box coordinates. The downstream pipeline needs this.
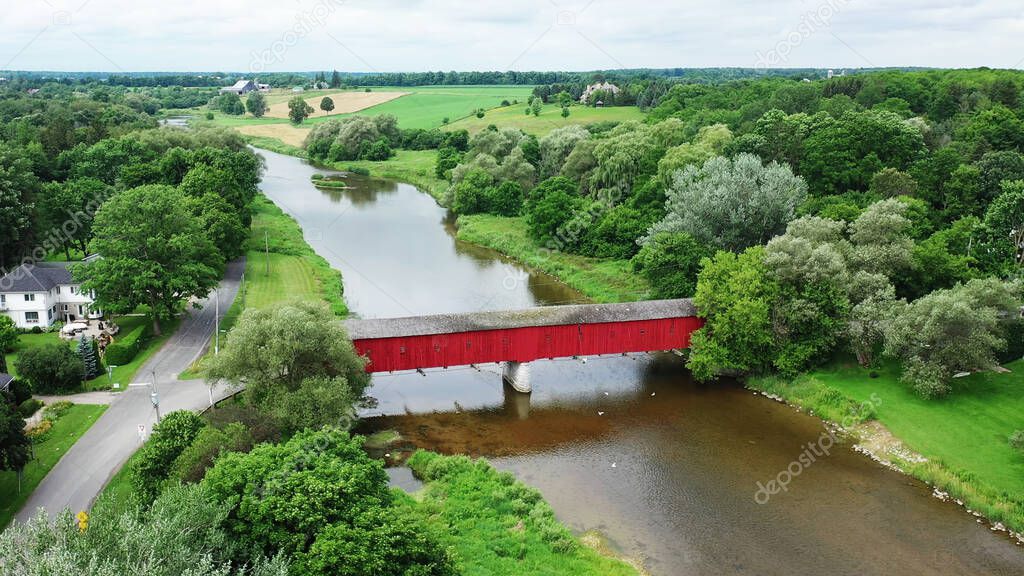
[214,287,220,356]
[150,370,161,423]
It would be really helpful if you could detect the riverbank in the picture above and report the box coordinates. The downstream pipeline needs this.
[406,451,642,575]
[748,361,1024,542]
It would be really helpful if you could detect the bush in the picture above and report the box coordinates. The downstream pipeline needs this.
[42,400,73,421]
[25,419,51,441]
[17,398,43,418]
[104,322,148,365]
[15,343,85,394]
[632,231,714,299]
[131,410,206,504]
[171,422,254,484]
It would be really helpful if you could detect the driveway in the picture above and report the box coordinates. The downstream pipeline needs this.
[14,258,246,523]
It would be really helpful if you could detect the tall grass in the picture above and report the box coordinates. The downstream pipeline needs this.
[407,451,639,575]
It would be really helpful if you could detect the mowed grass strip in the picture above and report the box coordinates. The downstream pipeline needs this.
[0,404,108,528]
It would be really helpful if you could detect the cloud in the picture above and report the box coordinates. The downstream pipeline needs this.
[0,0,1021,71]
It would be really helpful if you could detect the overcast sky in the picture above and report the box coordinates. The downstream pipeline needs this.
[1,0,1022,73]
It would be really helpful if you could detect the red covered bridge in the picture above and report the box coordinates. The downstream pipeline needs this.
[344,299,703,392]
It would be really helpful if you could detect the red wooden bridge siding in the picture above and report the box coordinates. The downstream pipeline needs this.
[352,316,705,373]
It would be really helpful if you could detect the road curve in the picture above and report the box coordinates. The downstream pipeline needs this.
[14,258,246,524]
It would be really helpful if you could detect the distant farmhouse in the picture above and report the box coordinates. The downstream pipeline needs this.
[580,81,620,105]
[0,261,101,328]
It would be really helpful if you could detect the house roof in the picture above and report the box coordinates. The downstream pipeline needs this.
[0,373,13,392]
[0,262,76,293]
[344,299,697,340]
[221,80,253,92]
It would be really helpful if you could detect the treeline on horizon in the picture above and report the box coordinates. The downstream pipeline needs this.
[0,66,935,89]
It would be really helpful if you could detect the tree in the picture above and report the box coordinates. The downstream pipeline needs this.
[538,125,589,179]
[202,428,454,575]
[631,232,713,299]
[77,335,100,380]
[205,301,368,425]
[131,410,206,503]
[450,169,493,215]
[0,484,288,576]
[246,91,267,118]
[845,280,898,367]
[214,93,245,115]
[330,70,342,88]
[560,106,570,119]
[870,168,918,198]
[531,99,542,117]
[73,185,223,335]
[288,96,314,125]
[687,247,780,380]
[0,315,17,356]
[885,278,1020,398]
[847,198,914,280]
[645,154,808,252]
[0,144,39,269]
[15,343,85,394]
[524,177,584,247]
[0,401,30,474]
[320,96,335,115]
[985,180,1024,266]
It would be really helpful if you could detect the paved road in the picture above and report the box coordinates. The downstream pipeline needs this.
[15,258,246,523]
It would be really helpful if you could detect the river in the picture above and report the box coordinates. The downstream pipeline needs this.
[256,148,1024,575]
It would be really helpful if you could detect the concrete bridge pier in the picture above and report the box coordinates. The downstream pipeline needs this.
[502,361,532,394]
[502,381,531,420]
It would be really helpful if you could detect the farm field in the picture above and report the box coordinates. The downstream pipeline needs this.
[445,102,647,135]
[262,89,407,119]
[209,85,535,131]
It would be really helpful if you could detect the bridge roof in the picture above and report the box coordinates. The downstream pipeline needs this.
[344,299,696,340]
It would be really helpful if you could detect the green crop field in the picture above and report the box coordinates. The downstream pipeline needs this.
[210,85,536,131]
[445,102,646,136]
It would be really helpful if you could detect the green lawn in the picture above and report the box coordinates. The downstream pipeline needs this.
[814,360,1024,495]
[445,103,646,136]
[456,214,649,303]
[4,314,178,391]
[0,404,107,528]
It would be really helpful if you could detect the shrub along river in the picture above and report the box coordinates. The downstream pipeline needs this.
[257,148,1024,575]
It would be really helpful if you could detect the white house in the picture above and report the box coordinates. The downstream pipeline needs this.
[0,261,101,329]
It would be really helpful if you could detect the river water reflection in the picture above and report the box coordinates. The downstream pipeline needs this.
[256,148,1024,575]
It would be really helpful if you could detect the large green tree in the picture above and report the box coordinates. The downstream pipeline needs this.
[246,91,267,118]
[0,401,30,474]
[288,96,314,125]
[645,153,807,252]
[205,301,368,430]
[15,343,85,394]
[73,185,223,335]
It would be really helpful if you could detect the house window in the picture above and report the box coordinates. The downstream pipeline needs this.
[24,294,35,302]
[55,286,60,294]
[70,286,78,295]
[63,304,68,311]
[25,312,38,324]
[47,309,52,320]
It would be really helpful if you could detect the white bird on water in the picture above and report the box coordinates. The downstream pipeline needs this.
[611,462,617,468]
[598,411,605,416]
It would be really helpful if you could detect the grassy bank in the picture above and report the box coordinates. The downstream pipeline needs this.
[180,195,347,379]
[0,404,107,527]
[407,451,640,575]
[456,214,649,303]
[331,149,448,203]
[747,359,1024,535]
